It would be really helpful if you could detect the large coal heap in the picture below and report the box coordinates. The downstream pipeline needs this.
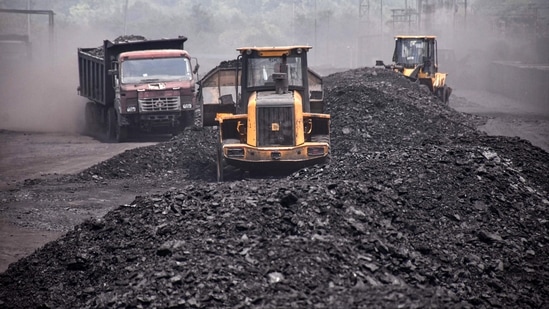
[0,68,547,308]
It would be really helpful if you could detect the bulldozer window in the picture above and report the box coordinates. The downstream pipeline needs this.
[397,39,427,67]
[247,56,303,88]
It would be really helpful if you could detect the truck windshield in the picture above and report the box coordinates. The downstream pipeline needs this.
[247,56,303,88]
[121,57,192,84]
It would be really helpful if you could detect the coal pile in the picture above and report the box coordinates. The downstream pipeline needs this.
[0,68,547,308]
[84,35,148,58]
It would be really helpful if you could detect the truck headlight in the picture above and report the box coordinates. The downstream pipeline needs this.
[126,106,137,112]
[182,103,192,109]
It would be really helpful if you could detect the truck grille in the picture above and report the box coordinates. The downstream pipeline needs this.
[139,96,181,112]
[257,106,295,146]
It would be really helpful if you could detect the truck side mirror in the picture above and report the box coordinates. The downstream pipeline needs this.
[191,57,200,75]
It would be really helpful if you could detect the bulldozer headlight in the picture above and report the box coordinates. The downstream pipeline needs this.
[227,148,244,158]
[307,147,325,156]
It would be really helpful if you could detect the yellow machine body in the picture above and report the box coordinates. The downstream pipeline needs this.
[200,46,330,180]
[379,35,452,103]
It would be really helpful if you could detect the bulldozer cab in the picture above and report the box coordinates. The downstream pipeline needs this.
[384,35,451,103]
[199,46,330,181]
[393,35,438,75]
[200,46,324,126]
[237,46,313,114]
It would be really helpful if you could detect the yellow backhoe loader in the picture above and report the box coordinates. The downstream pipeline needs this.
[377,35,452,103]
[199,46,330,181]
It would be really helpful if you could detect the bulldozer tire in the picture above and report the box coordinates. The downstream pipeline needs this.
[441,86,450,104]
[216,145,224,182]
[436,87,449,104]
[445,86,452,103]
[107,107,127,143]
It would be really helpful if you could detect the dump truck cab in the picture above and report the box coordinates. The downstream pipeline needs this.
[78,36,199,142]
[199,46,330,181]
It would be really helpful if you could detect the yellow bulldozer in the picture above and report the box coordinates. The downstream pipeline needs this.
[377,35,452,103]
[199,46,330,181]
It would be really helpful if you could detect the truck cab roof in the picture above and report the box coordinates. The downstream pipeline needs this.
[119,49,190,60]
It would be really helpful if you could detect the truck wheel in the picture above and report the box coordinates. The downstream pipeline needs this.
[183,110,196,129]
[216,145,224,182]
[84,102,98,135]
[107,107,127,142]
[117,125,128,142]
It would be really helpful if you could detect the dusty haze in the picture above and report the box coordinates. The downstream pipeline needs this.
[0,24,117,133]
[0,2,547,134]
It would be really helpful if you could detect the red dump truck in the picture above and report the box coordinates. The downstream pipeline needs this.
[77,35,199,142]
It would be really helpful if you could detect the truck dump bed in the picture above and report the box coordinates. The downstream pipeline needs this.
[77,36,188,106]
[78,49,105,104]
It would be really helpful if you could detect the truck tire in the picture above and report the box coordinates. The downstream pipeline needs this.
[84,102,98,135]
[183,110,196,129]
[107,107,127,142]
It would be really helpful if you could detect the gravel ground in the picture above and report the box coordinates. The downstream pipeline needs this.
[0,68,547,308]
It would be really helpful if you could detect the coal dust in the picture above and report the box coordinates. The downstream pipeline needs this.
[0,23,114,133]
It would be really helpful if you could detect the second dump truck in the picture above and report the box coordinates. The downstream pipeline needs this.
[77,35,199,142]
[199,46,330,181]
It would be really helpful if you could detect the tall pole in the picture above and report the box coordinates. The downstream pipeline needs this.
[380,0,383,35]
[292,1,295,44]
[464,0,467,29]
[453,0,456,31]
[314,0,317,64]
[27,0,31,40]
[123,0,129,35]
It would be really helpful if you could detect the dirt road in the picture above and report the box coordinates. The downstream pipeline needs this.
[451,89,549,152]
[0,131,161,272]
[0,131,159,190]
